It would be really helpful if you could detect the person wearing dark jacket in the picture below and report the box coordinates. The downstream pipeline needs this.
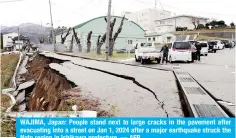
[160,44,169,64]
[196,43,202,62]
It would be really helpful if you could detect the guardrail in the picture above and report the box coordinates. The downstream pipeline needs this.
[11,52,23,88]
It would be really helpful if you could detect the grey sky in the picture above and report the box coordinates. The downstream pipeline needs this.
[0,0,236,27]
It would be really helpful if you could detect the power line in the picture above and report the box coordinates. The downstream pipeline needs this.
[0,0,26,3]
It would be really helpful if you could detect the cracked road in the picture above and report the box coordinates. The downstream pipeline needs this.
[122,48,235,115]
[41,52,184,117]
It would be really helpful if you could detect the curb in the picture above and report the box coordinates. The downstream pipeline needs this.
[56,52,172,71]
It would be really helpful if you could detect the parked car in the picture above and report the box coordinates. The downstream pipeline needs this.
[196,41,209,56]
[208,40,224,50]
[216,40,225,49]
[117,49,127,53]
[135,42,163,64]
[168,41,192,63]
[207,41,218,53]
[221,40,232,48]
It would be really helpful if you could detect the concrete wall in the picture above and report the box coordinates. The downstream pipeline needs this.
[56,16,146,51]
[155,16,208,33]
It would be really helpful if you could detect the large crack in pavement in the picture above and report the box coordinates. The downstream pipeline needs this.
[70,62,169,117]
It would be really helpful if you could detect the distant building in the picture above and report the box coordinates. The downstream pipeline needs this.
[155,15,208,34]
[2,32,18,48]
[122,9,172,34]
[56,16,146,51]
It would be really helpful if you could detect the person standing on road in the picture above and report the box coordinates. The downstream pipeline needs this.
[196,43,202,62]
[191,43,197,62]
[160,44,169,64]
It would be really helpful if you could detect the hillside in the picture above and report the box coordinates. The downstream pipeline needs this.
[0,23,51,44]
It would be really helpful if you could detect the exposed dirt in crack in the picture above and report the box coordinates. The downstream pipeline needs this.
[24,54,113,116]
[25,55,74,111]
[70,62,170,117]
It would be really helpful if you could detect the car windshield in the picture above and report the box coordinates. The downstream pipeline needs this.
[173,42,191,49]
[154,43,162,50]
[143,43,152,47]
[197,43,207,47]
[208,41,217,45]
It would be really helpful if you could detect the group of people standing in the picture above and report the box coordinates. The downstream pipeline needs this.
[159,43,202,64]
[191,43,202,62]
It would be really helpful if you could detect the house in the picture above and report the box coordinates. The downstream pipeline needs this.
[122,9,172,34]
[2,32,18,49]
[155,15,209,34]
[55,15,146,51]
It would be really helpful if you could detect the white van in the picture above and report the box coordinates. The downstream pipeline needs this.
[196,41,209,56]
[135,42,163,64]
[169,41,192,63]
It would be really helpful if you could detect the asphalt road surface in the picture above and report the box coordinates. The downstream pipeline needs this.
[123,48,235,115]
[42,52,184,117]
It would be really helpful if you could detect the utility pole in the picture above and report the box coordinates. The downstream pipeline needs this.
[18,27,20,51]
[105,0,112,60]
[49,0,56,52]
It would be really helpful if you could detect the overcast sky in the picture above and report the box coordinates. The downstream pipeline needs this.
[0,0,236,27]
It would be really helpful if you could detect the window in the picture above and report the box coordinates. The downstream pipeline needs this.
[128,40,133,44]
[148,38,151,41]
[173,42,191,49]
[8,36,12,38]
[153,37,155,41]
[160,21,165,24]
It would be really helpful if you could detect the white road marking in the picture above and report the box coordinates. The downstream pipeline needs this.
[231,72,235,74]
[225,65,228,68]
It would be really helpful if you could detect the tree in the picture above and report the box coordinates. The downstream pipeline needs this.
[38,36,45,44]
[0,33,3,49]
[197,24,205,29]
[72,28,82,52]
[205,23,210,29]
[69,35,74,52]
[230,22,235,28]
[96,16,125,56]
[61,27,71,44]
[87,31,93,53]
[217,20,226,28]
[209,20,217,28]
[192,18,200,29]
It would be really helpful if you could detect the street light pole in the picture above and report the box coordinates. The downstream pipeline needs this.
[49,0,56,52]
[105,0,112,60]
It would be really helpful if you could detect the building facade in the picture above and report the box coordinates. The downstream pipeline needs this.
[56,16,146,51]
[155,15,208,34]
[2,32,18,48]
[122,9,171,34]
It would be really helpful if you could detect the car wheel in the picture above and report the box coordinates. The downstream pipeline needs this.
[205,54,208,56]
[141,58,145,65]
[214,50,216,53]
[157,59,160,64]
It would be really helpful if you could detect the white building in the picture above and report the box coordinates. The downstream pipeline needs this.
[2,32,18,48]
[155,15,208,34]
[122,9,172,34]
